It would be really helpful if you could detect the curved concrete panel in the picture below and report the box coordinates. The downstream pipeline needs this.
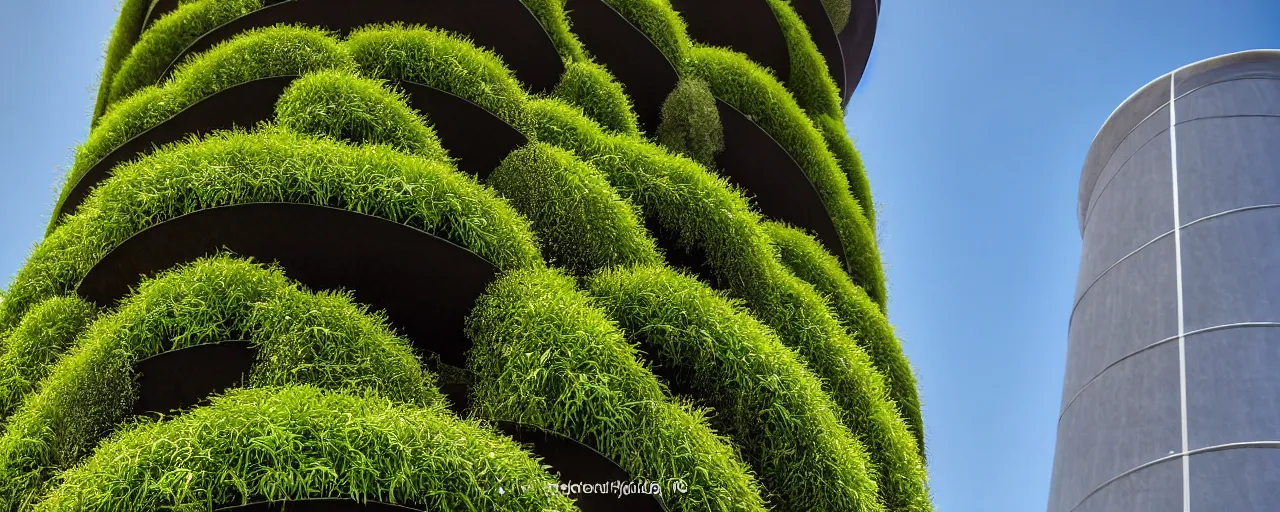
[1052,50,1280,512]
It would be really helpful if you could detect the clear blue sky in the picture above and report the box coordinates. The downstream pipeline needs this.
[1,1,1277,511]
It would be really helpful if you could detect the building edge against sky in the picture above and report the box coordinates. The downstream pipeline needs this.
[1050,50,1280,511]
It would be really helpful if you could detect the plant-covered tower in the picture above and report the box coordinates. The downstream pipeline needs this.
[0,0,929,510]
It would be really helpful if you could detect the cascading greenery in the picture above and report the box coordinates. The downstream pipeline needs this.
[4,1,929,510]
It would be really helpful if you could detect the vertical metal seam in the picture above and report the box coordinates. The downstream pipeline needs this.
[1170,71,1191,512]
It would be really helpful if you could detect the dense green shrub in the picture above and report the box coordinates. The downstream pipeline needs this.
[466,267,768,512]
[686,45,884,307]
[824,0,853,34]
[346,25,534,132]
[275,70,450,160]
[655,78,723,168]
[107,0,264,106]
[488,143,661,276]
[600,0,692,70]
[36,385,579,511]
[764,221,923,457]
[54,25,355,230]
[0,297,98,424]
[815,112,877,229]
[524,98,930,511]
[767,0,842,119]
[4,129,542,334]
[587,265,882,512]
[552,60,641,136]
[0,256,441,509]
[90,0,154,124]
[518,0,587,62]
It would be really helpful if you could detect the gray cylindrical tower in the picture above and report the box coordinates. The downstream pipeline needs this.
[1050,50,1280,512]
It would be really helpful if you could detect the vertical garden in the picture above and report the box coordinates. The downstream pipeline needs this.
[0,0,928,510]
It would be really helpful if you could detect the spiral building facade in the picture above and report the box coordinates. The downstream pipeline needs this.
[0,1,929,511]
[1051,50,1280,512]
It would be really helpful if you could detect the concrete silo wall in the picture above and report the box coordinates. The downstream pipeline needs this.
[1051,50,1280,512]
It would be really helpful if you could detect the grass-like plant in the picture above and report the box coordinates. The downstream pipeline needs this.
[36,385,580,511]
[518,0,587,62]
[764,220,924,458]
[487,142,662,276]
[3,129,542,334]
[524,98,931,511]
[466,267,769,512]
[824,0,853,34]
[346,25,534,133]
[552,60,641,136]
[587,264,883,512]
[106,0,264,106]
[275,70,450,160]
[89,0,155,125]
[655,78,723,168]
[686,45,884,307]
[0,297,98,424]
[53,25,355,231]
[767,0,842,119]
[0,256,442,509]
[601,0,693,69]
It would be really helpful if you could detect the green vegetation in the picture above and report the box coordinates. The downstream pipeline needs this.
[35,8,929,512]
[275,70,450,160]
[587,265,882,512]
[601,0,692,69]
[767,0,842,119]
[89,0,154,125]
[764,221,924,458]
[466,268,768,512]
[824,0,853,34]
[0,256,442,509]
[525,98,930,511]
[686,45,884,307]
[0,297,98,424]
[655,78,723,168]
[552,60,641,136]
[106,0,263,106]
[4,129,542,334]
[37,385,578,511]
[487,143,662,276]
[518,0,587,62]
[347,25,534,133]
[54,25,354,230]
[815,112,877,229]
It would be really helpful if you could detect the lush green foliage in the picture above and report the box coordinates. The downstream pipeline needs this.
[552,60,641,136]
[466,267,768,512]
[53,9,929,512]
[107,0,263,106]
[54,25,355,230]
[601,0,692,69]
[0,297,98,424]
[764,221,924,457]
[686,45,885,308]
[824,0,853,33]
[346,25,534,132]
[90,0,153,124]
[37,385,577,511]
[0,256,442,509]
[275,70,450,160]
[655,78,723,168]
[588,265,883,512]
[815,112,877,229]
[525,98,930,511]
[488,143,661,276]
[5,129,542,334]
[767,0,842,119]
[518,0,587,62]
